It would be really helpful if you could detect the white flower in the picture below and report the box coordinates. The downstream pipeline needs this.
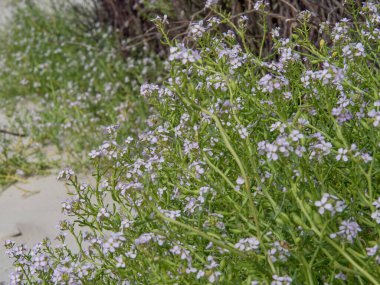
[234,237,260,251]
[254,0,269,11]
[283,91,292,99]
[169,43,200,64]
[238,125,249,139]
[314,194,346,216]
[315,193,334,214]
[205,0,219,9]
[371,210,380,224]
[89,149,101,158]
[366,245,378,257]
[335,148,348,161]
[372,197,380,208]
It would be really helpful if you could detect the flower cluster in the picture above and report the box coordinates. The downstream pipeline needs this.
[314,193,346,215]
[4,1,380,284]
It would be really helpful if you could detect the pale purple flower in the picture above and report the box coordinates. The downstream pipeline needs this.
[115,256,126,268]
[289,130,304,142]
[197,270,205,279]
[373,197,380,208]
[368,109,380,126]
[268,241,290,262]
[237,125,249,139]
[169,43,201,64]
[266,143,279,161]
[57,167,75,181]
[208,271,221,283]
[236,176,244,185]
[271,274,292,285]
[361,153,373,163]
[170,245,191,261]
[205,0,219,9]
[330,219,361,243]
[335,272,347,281]
[371,210,380,224]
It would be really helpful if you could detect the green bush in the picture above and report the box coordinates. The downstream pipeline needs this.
[4,1,380,284]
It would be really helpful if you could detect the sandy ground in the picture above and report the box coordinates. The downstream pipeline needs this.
[0,0,89,282]
[0,176,74,280]
[0,117,75,281]
[0,1,11,26]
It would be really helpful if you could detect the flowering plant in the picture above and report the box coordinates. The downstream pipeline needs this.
[4,1,380,284]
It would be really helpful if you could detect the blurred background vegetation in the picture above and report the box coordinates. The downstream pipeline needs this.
[73,0,360,56]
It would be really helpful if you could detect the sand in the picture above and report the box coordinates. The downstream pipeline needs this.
[0,110,76,282]
[0,176,74,280]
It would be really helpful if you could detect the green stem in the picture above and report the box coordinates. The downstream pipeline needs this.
[154,208,245,255]
[290,182,379,285]
[203,152,242,195]
[178,94,260,237]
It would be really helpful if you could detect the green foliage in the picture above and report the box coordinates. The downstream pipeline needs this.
[0,136,49,188]
[3,1,380,285]
[0,1,163,185]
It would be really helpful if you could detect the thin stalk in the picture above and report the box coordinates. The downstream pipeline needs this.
[178,94,261,237]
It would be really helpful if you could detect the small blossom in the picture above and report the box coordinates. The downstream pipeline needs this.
[57,167,75,181]
[335,272,347,281]
[254,0,269,11]
[336,148,348,161]
[371,210,380,224]
[234,237,260,251]
[268,241,290,263]
[236,176,244,185]
[289,130,304,142]
[366,245,378,257]
[271,274,292,285]
[330,219,361,243]
[205,0,219,9]
[314,193,346,215]
[372,197,380,208]
[115,256,126,268]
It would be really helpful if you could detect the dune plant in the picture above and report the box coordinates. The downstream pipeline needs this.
[4,1,380,284]
[0,135,49,188]
[0,1,162,163]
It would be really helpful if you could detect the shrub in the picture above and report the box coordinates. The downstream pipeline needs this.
[5,1,380,284]
[0,1,161,164]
